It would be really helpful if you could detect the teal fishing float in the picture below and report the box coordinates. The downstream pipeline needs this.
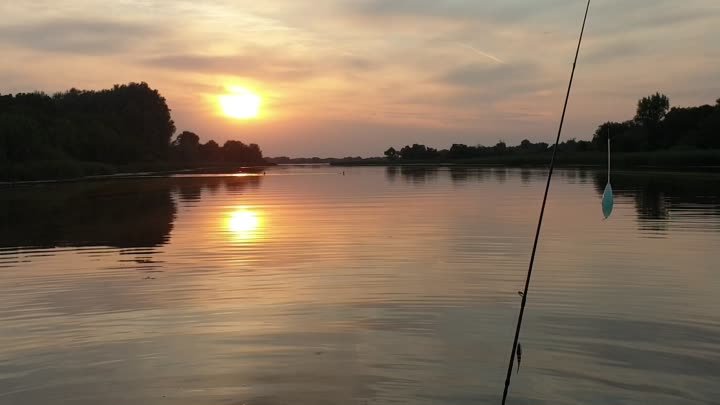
[602,132,614,219]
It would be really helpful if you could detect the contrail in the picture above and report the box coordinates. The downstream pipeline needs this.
[459,44,505,64]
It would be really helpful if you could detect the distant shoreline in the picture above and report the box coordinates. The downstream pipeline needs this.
[329,150,720,172]
[5,150,720,184]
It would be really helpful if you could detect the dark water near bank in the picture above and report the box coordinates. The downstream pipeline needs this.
[1,166,719,405]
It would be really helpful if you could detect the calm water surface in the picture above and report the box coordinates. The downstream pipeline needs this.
[1,166,719,404]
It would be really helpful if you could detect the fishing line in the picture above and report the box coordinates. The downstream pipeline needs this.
[500,1,592,403]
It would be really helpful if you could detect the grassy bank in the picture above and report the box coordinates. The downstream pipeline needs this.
[0,160,274,183]
[330,149,720,170]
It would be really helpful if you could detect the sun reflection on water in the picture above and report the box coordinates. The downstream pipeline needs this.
[227,208,262,241]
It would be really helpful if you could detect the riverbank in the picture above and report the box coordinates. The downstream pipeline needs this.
[330,149,720,171]
[0,160,274,184]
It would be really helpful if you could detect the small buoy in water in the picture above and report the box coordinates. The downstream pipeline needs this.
[602,131,614,219]
[602,183,614,219]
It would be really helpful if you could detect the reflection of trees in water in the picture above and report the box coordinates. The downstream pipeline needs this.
[592,172,720,229]
[577,168,589,182]
[204,179,221,195]
[564,169,578,183]
[520,169,531,184]
[384,167,720,231]
[449,167,557,184]
[388,166,557,184]
[177,181,203,202]
[399,166,439,184]
[0,176,264,249]
[385,166,398,182]
[224,175,262,194]
[448,166,493,183]
[0,180,176,249]
[493,167,507,183]
[450,167,470,182]
[175,175,262,202]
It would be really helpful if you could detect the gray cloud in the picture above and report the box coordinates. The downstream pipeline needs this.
[590,0,720,34]
[353,0,575,23]
[145,53,316,81]
[0,18,162,54]
[439,62,539,88]
[144,51,378,81]
[353,0,717,31]
[583,42,644,64]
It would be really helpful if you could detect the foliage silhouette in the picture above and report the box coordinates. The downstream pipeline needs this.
[380,93,719,163]
[0,83,267,181]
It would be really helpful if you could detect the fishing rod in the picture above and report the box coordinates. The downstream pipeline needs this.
[500,1,592,404]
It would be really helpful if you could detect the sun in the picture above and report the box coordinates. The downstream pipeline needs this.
[219,88,261,119]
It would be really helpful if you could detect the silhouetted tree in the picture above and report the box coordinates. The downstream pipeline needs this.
[172,131,201,161]
[493,141,507,154]
[222,140,264,163]
[449,143,474,159]
[399,144,439,160]
[698,104,720,148]
[634,92,670,149]
[593,121,634,149]
[587,94,720,152]
[635,92,670,127]
[0,82,268,180]
[662,105,715,148]
[0,82,175,165]
[199,140,222,162]
[173,131,200,147]
[384,147,398,160]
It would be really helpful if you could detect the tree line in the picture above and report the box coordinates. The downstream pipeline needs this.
[593,93,720,151]
[171,131,264,165]
[267,156,364,164]
[0,82,265,180]
[384,93,720,161]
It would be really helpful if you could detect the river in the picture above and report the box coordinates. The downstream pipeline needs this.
[1,166,719,404]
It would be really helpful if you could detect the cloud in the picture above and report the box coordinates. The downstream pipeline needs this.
[352,0,575,23]
[0,18,162,55]
[439,62,539,88]
[352,0,717,33]
[583,41,643,64]
[590,0,720,35]
[143,50,378,82]
[144,53,316,81]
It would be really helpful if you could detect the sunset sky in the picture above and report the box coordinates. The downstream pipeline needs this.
[1,0,719,157]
